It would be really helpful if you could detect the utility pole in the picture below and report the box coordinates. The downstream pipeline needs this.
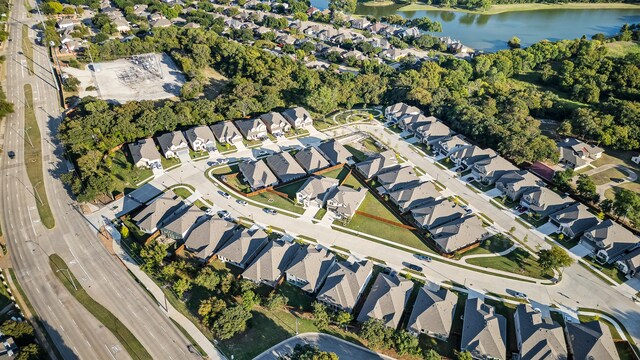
[32,0,60,92]
[56,268,77,290]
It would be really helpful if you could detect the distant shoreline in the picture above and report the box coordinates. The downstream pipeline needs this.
[392,2,640,14]
[360,0,396,6]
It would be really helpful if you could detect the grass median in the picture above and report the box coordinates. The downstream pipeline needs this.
[23,84,55,229]
[21,25,34,75]
[48,254,151,360]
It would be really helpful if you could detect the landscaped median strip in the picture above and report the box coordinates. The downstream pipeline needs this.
[21,25,34,75]
[48,254,152,360]
[23,84,55,229]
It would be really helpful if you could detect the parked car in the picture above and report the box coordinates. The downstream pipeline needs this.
[258,150,268,156]
[217,210,230,218]
[612,178,625,183]
[237,199,248,206]
[407,264,423,272]
[513,292,528,300]
[263,208,277,215]
[415,254,432,262]
[7,151,15,159]
[220,192,232,199]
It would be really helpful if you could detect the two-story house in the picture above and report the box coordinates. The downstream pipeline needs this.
[548,203,600,239]
[325,186,368,220]
[407,287,458,340]
[295,176,339,208]
[128,138,162,169]
[471,156,518,185]
[184,125,216,152]
[317,260,374,313]
[156,131,189,159]
[234,118,268,141]
[495,170,541,202]
[580,220,638,264]
[557,138,604,170]
[284,245,336,294]
[259,112,291,136]
[282,107,313,129]
[357,272,412,328]
[384,102,421,123]
[210,121,243,145]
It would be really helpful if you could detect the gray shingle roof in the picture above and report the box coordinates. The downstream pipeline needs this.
[128,138,161,164]
[515,304,568,360]
[234,118,267,139]
[357,273,412,328]
[184,125,215,147]
[521,188,574,217]
[265,152,307,182]
[156,131,188,153]
[549,203,600,237]
[326,186,367,218]
[411,199,465,229]
[451,146,497,166]
[377,166,420,192]
[356,150,397,179]
[215,227,269,267]
[566,321,619,360]
[389,181,440,211]
[295,147,330,173]
[385,102,421,118]
[582,219,638,262]
[407,287,458,339]
[282,107,313,127]
[242,240,301,286]
[285,246,336,293]
[161,206,204,238]
[461,298,507,360]
[239,160,279,190]
[259,112,289,133]
[210,121,241,143]
[184,218,235,260]
[317,140,352,165]
[296,176,339,204]
[133,191,185,232]
[429,216,489,254]
[317,260,373,312]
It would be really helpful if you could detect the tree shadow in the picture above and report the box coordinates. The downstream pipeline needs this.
[38,318,80,359]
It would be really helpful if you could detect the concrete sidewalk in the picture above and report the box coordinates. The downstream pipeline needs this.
[111,237,225,360]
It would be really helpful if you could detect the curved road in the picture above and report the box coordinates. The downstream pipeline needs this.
[255,333,393,360]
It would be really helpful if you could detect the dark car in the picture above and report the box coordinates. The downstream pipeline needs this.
[263,208,277,215]
[611,178,625,183]
[7,151,15,159]
[407,264,423,272]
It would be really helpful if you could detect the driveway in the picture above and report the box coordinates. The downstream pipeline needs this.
[484,188,503,198]
[254,333,393,360]
[569,243,592,258]
[536,222,559,236]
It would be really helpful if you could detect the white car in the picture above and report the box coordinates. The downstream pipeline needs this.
[237,200,248,206]
[514,292,528,300]
[221,192,232,199]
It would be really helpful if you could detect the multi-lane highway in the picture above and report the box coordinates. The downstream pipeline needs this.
[0,0,207,358]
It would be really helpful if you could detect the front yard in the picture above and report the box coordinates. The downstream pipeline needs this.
[466,248,552,280]
[590,167,627,185]
[460,235,513,257]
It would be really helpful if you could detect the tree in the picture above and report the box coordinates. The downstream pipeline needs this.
[552,168,574,192]
[172,278,192,298]
[312,302,330,330]
[281,344,338,360]
[613,189,640,225]
[43,1,64,14]
[576,174,598,202]
[15,344,41,360]
[211,306,252,339]
[264,293,288,310]
[1,320,34,340]
[424,349,441,360]
[241,290,260,310]
[538,245,574,273]
[393,330,419,355]
[329,0,356,13]
[194,267,221,291]
[198,296,226,322]
[139,241,167,272]
[335,311,352,328]
[456,351,473,360]
[508,36,521,49]
[359,319,391,349]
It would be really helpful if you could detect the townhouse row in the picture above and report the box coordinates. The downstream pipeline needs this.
[126,107,314,169]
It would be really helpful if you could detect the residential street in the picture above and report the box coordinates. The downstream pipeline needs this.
[0,0,211,358]
[89,118,640,348]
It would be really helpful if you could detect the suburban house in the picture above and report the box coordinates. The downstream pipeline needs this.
[410,199,465,230]
[384,102,421,123]
[356,150,397,179]
[234,118,268,141]
[407,287,458,340]
[265,152,307,183]
[317,140,353,165]
[429,215,490,254]
[282,107,313,129]
[414,119,452,145]
[520,188,574,218]
[151,18,172,28]
[389,181,440,212]
[376,166,420,194]
[398,113,430,132]
[548,203,600,239]
[56,18,75,30]
[495,170,542,201]
[434,135,469,157]
[461,298,507,360]
[471,156,518,185]
[514,304,567,360]
[284,245,336,294]
[156,131,189,159]
[325,186,368,220]
[259,112,291,136]
[450,146,497,169]
[357,272,412,329]
[238,159,279,191]
[210,121,243,145]
[616,247,640,278]
[128,138,162,169]
[215,227,269,269]
[317,260,374,313]
[133,191,186,234]
[242,240,301,287]
[183,218,235,261]
[184,125,216,152]
[113,18,131,32]
[295,147,330,173]
[350,18,370,30]
[565,321,620,360]
[557,138,604,170]
[160,206,204,241]
[580,220,638,264]
[295,176,339,208]
[401,27,420,38]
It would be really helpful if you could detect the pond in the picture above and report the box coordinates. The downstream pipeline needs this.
[309,0,640,52]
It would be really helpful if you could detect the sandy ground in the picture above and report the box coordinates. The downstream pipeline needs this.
[63,53,186,103]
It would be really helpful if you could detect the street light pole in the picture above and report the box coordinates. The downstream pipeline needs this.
[33,180,44,206]
[56,268,78,290]
[32,0,59,92]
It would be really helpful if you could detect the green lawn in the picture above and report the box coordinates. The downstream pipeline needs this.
[466,248,551,279]
[109,150,154,189]
[338,176,429,251]
[216,142,237,153]
[582,257,627,284]
[23,85,55,229]
[49,254,151,360]
[590,167,627,185]
[171,186,193,199]
[605,41,640,58]
[341,173,364,190]
[0,277,12,311]
[250,190,305,214]
[161,156,180,169]
[314,208,327,220]
[344,145,366,162]
[321,166,350,183]
[461,235,513,257]
[438,158,456,169]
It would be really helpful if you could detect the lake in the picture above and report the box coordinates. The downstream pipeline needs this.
[309,0,640,52]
